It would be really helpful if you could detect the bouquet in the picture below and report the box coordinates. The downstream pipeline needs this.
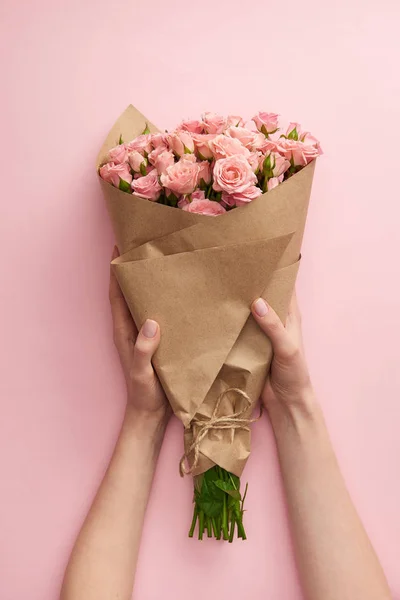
[97,106,321,541]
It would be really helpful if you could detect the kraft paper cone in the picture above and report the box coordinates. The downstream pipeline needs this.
[97,106,316,477]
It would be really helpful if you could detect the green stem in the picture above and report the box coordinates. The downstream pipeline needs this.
[229,516,235,543]
[211,517,219,539]
[188,506,198,538]
[222,494,229,540]
[206,517,212,538]
[198,510,204,541]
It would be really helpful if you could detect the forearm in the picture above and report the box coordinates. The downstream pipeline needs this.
[270,399,391,600]
[61,407,167,600]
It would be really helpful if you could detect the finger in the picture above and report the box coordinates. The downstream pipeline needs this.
[132,319,160,372]
[251,298,297,359]
[109,246,137,340]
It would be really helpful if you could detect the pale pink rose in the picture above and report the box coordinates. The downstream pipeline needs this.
[262,152,291,177]
[275,138,319,166]
[267,175,284,191]
[177,196,191,208]
[197,161,211,184]
[191,190,206,201]
[248,152,262,173]
[253,112,279,135]
[182,198,226,216]
[285,122,301,139]
[180,153,197,163]
[252,132,269,151]
[148,145,166,165]
[221,185,262,208]
[226,115,245,128]
[99,162,132,187]
[125,134,153,155]
[177,189,206,209]
[192,133,216,159]
[300,131,323,154]
[108,144,128,164]
[168,131,195,157]
[225,126,258,150]
[209,134,250,161]
[213,155,257,194]
[153,150,175,175]
[202,112,227,134]
[131,169,162,201]
[161,159,200,195]
[178,119,204,134]
[151,133,168,149]
[128,151,147,172]
[257,137,279,153]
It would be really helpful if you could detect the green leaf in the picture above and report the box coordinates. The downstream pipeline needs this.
[118,134,124,145]
[199,178,207,191]
[167,192,178,207]
[183,144,193,154]
[141,123,151,135]
[214,480,241,501]
[118,178,131,193]
[139,162,147,176]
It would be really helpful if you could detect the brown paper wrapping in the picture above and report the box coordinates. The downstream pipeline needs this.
[97,106,316,477]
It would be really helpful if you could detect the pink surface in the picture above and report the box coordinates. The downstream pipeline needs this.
[1,0,399,598]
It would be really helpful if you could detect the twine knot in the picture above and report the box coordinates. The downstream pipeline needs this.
[179,387,261,477]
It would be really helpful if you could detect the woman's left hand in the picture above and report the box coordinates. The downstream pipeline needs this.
[109,247,170,424]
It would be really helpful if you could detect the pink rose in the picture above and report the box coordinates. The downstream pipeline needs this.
[285,122,301,140]
[213,155,257,194]
[128,151,147,173]
[131,169,162,201]
[148,145,166,165]
[151,133,168,149]
[267,175,284,191]
[300,131,323,154]
[125,134,153,156]
[160,158,200,195]
[182,198,226,216]
[262,152,291,177]
[253,112,279,135]
[225,126,258,150]
[180,153,197,163]
[197,160,211,185]
[153,150,175,175]
[178,189,206,209]
[275,138,319,166]
[108,144,128,164]
[209,134,250,161]
[226,115,245,128]
[252,132,269,151]
[168,131,195,157]
[248,152,262,173]
[202,112,227,134]
[221,185,262,208]
[99,162,132,187]
[192,133,216,160]
[178,119,204,134]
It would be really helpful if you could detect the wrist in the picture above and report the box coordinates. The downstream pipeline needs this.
[268,388,322,438]
[123,405,169,440]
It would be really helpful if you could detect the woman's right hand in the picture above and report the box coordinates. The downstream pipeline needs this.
[251,293,317,425]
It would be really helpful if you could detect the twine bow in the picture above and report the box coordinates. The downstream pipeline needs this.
[179,387,262,477]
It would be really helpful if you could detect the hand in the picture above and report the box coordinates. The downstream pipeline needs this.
[251,293,317,424]
[109,247,170,424]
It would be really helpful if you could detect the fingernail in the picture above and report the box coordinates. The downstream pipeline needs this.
[142,319,158,338]
[253,298,268,317]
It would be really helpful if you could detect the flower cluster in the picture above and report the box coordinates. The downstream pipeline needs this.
[99,112,322,216]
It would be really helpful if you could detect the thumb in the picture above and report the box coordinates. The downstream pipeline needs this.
[251,298,296,360]
[133,319,160,372]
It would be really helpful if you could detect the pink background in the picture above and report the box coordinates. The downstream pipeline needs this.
[1,0,399,598]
